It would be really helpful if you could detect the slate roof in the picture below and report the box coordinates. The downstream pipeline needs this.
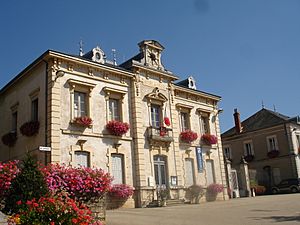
[222,108,300,138]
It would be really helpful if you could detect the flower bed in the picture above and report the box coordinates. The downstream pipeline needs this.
[20,121,40,136]
[8,194,102,225]
[1,132,17,147]
[207,183,224,195]
[201,134,217,145]
[180,130,198,143]
[106,120,130,136]
[107,184,134,210]
[74,116,93,127]
[267,150,279,158]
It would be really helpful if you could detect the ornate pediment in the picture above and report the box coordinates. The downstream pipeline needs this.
[145,87,168,103]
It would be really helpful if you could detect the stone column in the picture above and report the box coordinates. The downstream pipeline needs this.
[239,157,251,197]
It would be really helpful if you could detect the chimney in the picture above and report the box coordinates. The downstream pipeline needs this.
[233,108,242,134]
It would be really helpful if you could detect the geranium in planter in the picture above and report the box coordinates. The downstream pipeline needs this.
[73,116,93,127]
[267,150,279,158]
[201,134,217,145]
[180,130,198,143]
[20,121,40,136]
[207,183,224,195]
[106,120,130,136]
[244,154,254,162]
[1,131,17,147]
[160,126,167,137]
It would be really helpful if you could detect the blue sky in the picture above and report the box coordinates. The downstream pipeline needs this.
[1,0,300,132]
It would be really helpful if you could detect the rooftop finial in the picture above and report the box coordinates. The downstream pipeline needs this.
[112,49,117,66]
[79,40,84,56]
[273,104,276,112]
[262,100,265,109]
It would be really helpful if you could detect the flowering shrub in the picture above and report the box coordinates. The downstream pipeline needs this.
[201,134,217,145]
[207,183,224,195]
[106,120,130,136]
[41,164,112,202]
[7,194,102,225]
[1,132,17,147]
[180,130,198,143]
[267,150,279,158]
[109,184,134,199]
[74,116,93,127]
[0,161,19,202]
[164,117,171,126]
[20,121,40,136]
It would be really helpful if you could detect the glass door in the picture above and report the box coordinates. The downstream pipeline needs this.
[154,155,167,187]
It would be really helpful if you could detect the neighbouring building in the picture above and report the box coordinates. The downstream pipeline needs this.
[0,40,228,207]
[222,108,300,197]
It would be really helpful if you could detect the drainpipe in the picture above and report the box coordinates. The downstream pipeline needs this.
[43,60,49,164]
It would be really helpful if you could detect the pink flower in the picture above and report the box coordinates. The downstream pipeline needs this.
[164,117,171,126]
[106,120,130,136]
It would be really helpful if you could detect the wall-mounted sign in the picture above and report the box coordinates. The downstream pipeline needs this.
[39,146,51,152]
[196,146,204,172]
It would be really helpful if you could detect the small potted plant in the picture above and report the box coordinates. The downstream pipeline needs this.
[267,149,279,158]
[1,131,17,147]
[160,126,167,137]
[73,116,93,127]
[164,117,171,127]
[180,130,198,143]
[106,120,130,136]
[201,134,217,145]
[20,121,40,136]
[107,184,134,209]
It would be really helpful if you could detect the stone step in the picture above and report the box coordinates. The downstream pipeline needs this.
[166,199,185,206]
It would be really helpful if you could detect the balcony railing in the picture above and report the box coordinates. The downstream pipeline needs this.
[147,126,174,143]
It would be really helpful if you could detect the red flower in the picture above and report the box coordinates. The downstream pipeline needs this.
[16,200,22,205]
[164,117,171,126]
[180,130,198,143]
[74,116,93,127]
[106,120,130,136]
[201,134,218,145]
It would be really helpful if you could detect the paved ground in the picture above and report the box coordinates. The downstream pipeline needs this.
[0,211,7,225]
[107,194,300,225]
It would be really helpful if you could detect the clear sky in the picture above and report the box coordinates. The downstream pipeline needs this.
[1,0,299,132]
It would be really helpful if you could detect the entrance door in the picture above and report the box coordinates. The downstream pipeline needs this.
[206,160,215,185]
[231,169,240,198]
[154,155,167,187]
[185,158,195,186]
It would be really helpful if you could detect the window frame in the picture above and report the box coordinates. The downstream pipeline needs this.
[74,150,91,167]
[111,153,125,185]
[243,140,254,156]
[10,102,19,133]
[68,79,95,121]
[197,110,211,135]
[103,87,126,123]
[266,135,278,152]
[224,146,232,160]
[31,97,39,121]
[150,104,162,128]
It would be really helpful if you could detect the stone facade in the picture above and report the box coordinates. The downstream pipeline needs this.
[0,40,228,207]
[222,108,300,196]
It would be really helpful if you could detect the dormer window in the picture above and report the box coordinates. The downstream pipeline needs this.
[188,76,197,90]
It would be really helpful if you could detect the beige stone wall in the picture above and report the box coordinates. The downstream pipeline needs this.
[0,63,47,161]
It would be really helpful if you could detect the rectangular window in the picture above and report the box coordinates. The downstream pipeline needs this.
[224,147,232,160]
[75,151,90,167]
[151,104,161,128]
[296,134,300,148]
[185,159,195,186]
[74,91,87,117]
[267,136,278,152]
[109,98,120,121]
[200,115,210,134]
[111,154,124,184]
[180,112,189,131]
[31,98,39,121]
[12,111,17,132]
[244,141,254,156]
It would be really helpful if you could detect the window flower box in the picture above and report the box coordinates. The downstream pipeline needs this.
[1,131,17,147]
[106,120,130,136]
[267,150,279,158]
[180,130,198,143]
[244,154,254,162]
[201,134,217,145]
[73,116,93,127]
[20,121,40,136]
